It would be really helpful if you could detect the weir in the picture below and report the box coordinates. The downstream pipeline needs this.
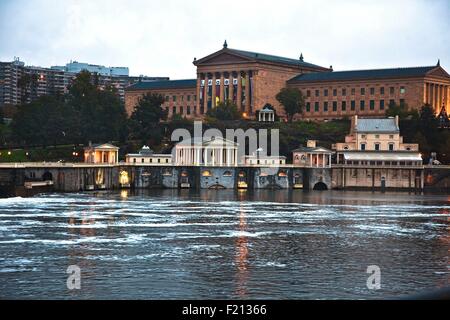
[0,162,448,197]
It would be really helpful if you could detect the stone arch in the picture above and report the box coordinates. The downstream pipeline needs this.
[313,182,328,190]
[42,171,53,181]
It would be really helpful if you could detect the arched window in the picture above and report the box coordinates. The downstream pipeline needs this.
[278,170,287,177]
[202,170,212,177]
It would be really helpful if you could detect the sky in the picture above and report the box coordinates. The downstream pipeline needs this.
[0,0,449,79]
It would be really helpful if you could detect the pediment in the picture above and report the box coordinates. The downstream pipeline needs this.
[195,50,254,66]
[426,66,450,79]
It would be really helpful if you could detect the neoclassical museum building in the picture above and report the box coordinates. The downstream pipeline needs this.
[125,41,450,121]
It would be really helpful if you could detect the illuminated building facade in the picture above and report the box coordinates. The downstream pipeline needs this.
[125,42,450,121]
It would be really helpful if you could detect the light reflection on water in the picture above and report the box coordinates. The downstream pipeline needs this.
[0,189,449,299]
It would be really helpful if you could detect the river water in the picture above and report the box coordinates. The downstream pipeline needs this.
[0,190,449,299]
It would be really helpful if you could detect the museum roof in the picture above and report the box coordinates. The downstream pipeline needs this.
[288,66,437,83]
[227,48,327,69]
[126,79,196,91]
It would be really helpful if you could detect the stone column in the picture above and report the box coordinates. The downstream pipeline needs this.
[219,148,223,166]
[196,75,201,116]
[237,71,242,111]
[423,82,428,105]
[229,72,234,104]
[434,84,439,113]
[212,73,217,108]
[245,71,251,114]
[203,74,209,113]
[219,73,225,103]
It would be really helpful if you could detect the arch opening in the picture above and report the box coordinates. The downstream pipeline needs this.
[42,171,53,181]
[313,182,328,191]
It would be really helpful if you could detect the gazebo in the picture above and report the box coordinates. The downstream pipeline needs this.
[258,105,275,122]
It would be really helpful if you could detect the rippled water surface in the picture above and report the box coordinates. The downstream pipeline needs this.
[0,190,449,299]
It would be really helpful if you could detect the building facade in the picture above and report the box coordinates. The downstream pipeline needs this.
[0,58,168,108]
[332,116,423,190]
[125,42,450,120]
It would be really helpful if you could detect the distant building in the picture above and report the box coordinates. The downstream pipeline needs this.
[51,61,129,77]
[292,140,333,168]
[174,136,239,166]
[332,116,423,190]
[125,42,450,120]
[0,57,168,107]
[84,143,119,164]
[125,146,172,165]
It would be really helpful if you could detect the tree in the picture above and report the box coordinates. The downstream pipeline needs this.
[128,93,167,145]
[11,95,69,146]
[385,101,417,119]
[66,71,128,144]
[206,100,241,121]
[276,88,304,122]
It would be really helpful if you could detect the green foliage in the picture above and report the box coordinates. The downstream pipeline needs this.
[10,71,128,147]
[385,101,418,119]
[206,100,242,121]
[128,93,167,145]
[275,88,305,122]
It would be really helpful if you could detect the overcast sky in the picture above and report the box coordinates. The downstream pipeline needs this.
[1,0,449,79]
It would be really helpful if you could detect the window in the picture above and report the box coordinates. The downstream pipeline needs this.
[333,89,337,96]
[324,102,328,112]
[173,95,177,101]
[360,100,365,110]
[187,95,191,101]
[380,100,385,110]
[187,106,191,115]
[324,89,328,97]
[172,106,177,114]
[315,89,320,97]
[380,87,385,95]
[361,88,365,95]
[389,99,395,106]
[342,101,347,111]
[375,143,380,151]
[360,143,366,150]
[180,106,184,114]
[390,87,395,95]
[351,88,356,95]
[342,88,347,96]
[375,134,380,138]
[389,135,394,139]
[133,158,136,163]
[194,95,197,101]
[181,95,184,102]
[333,101,337,112]
[315,102,319,112]
[389,143,394,151]
[307,90,311,97]
[400,99,405,106]
[306,102,311,112]
[351,100,356,111]
[400,86,406,94]
[370,100,375,110]
[165,96,169,101]
[370,88,375,95]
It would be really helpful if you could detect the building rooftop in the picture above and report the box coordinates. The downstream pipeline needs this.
[355,118,399,133]
[227,48,327,70]
[288,66,437,83]
[292,146,333,153]
[343,151,422,162]
[126,79,197,91]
